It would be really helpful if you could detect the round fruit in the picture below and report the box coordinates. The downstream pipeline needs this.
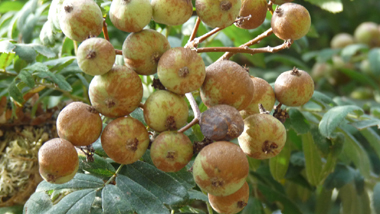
[57,102,102,147]
[152,0,193,26]
[200,104,244,141]
[195,0,242,28]
[238,114,286,159]
[274,68,314,107]
[101,117,150,164]
[122,29,171,75]
[200,60,254,111]
[192,141,249,196]
[59,0,103,42]
[157,47,206,95]
[89,65,143,118]
[330,33,354,49]
[235,0,267,30]
[77,38,115,76]
[143,90,189,132]
[38,138,79,184]
[354,22,380,47]
[208,182,249,214]
[48,0,65,31]
[150,131,193,172]
[109,0,152,33]
[240,77,275,115]
[310,62,334,82]
[271,3,311,41]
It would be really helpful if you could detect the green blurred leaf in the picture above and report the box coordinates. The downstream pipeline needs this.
[340,44,369,62]
[0,52,15,70]
[188,190,208,202]
[264,54,309,71]
[78,153,115,178]
[302,132,323,186]
[339,183,360,214]
[310,90,336,109]
[304,0,343,13]
[21,14,39,43]
[47,189,96,214]
[270,137,291,182]
[102,185,134,214]
[288,108,310,135]
[18,69,34,88]
[14,44,38,62]
[360,128,380,159]
[13,57,28,73]
[373,182,380,214]
[315,188,333,214]
[0,40,16,53]
[242,197,264,214]
[340,68,379,90]
[36,174,104,192]
[16,0,38,32]
[34,70,72,91]
[323,164,354,189]
[23,191,53,214]
[351,117,380,129]
[0,1,24,13]
[167,167,195,190]
[8,80,23,103]
[369,48,380,76]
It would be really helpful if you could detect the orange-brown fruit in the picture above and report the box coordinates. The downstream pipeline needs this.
[57,102,102,147]
[235,0,267,30]
[150,131,193,172]
[38,138,79,184]
[192,141,249,196]
[200,60,254,111]
[208,182,249,214]
[88,65,143,118]
[200,104,244,141]
[195,0,242,28]
[271,3,311,41]
[274,68,314,107]
[101,117,150,164]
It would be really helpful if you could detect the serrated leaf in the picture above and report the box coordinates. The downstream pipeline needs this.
[369,48,380,76]
[319,105,364,138]
[304,0,343,13]
[23,191,53,214]
[188,190,208,202]
[288,108,310,134]
[35,71,72,91]
[302,132,323,186]
[130,107,146,126]
[0,52,15,70]
[8,80,24,103]
[48,189,96,214]
[36,173,104,192]
[0,40,16,53]
[270,137,291,182]
[116,175,170,214]
[18,70,34,88]
[79,153,115,177]
[102,185,134,214]
[242,197,264,214]
[310,125,331,156]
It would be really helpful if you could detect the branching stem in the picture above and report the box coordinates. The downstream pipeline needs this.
[115,49,122,55]
[186,27,224,48]
[104,164,124,186]
[178,93,201,133]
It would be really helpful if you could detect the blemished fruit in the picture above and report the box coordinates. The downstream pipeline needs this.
[57,102,102,147]
[157,47,206,95]
[151,0,193,26]
[59,0,103,42]
[192,141,249,196]
[123,29,171,75]
[354,22,380,47]
[235,0,267,30]
[200,60,254,110]
[200,104,244,141]
[77,38,116,76]
[195,0,242,28]
[240,77,276,115]
[109,0,152,33]
[143,90,189,132]
[274,68,314,107]
[150,131,193,172]
[238,114,286,159]
[271,3,311,41]
[101,117,150,164]
[38,138,79,184]
[208,182,249,214]
[89,65,143,118]
[330,33,355,49]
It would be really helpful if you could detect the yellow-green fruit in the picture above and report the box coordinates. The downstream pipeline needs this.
[238,114,286,159]
[354,22,380,47]
[330,33,354,49]
[152,0,193,26]
[193,141,249,196]
[235,0,267,30]
[310,62,334,82]
[208,182,249,214]
[271,3,311,41]
[240,77,275,115]
[195,0,242,28]
[157,47,206,95]
[101,117,150,164]
[38,138,78,184]
[150,131,193,172]
[57,102,102,147]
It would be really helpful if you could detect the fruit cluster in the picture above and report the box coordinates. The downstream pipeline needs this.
[38,0,314,213]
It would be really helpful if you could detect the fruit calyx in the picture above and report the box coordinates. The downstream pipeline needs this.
[258,103,270,114]
[86,106,98,114]
[105,99,116,108]
[126,138,139,151]
[86,50,96,59]
[178,67,190,77]
[275,7,283,17]
[220,1,232,11]
[166,116,177,130]
[291,67,301,76]
[237,200,248,208]
[166,151,177,159]
[262,140,278,154]
[64,5,73,13]
[211,177,225,187]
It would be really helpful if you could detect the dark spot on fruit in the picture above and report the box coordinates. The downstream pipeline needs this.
[152,52,161,64]
[86,50,96,59]
[64,5,73,13]
[237,200,247,208]
[178,67,190,77]
[275,7,283,17]
[211,177,224,187]
[166,151,176,159]
[86,106,98,114]
[220,1,232,11]
[105,99,116,108]
[262,140,278,154]
[126,138,139,151]
[47,174,55,182]
[166,116,176,130]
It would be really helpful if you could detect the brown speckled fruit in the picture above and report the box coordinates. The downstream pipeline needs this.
[101,117,149,164]
[150,131,193,172]
[274,68,314,107]
[271,3,311,41]
[157,47,206,95]
[208,182,249,214]
[196,0,242,28]
[200,60,254,111]
[57,102,102,147]
[152,0,193,26]
[59,0,103,42]
[235,0,267,30]
[193,141,249,196]
[200,104,244,141]
[238,114,286,159]
[38,138,78,184]
[123,29,171,75]
[143,90,189,132]
[89,65,143,118]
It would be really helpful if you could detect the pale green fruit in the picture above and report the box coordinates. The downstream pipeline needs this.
[311,62,334,81]
[354,22,380,47]
[195,0,242,28]
[330,33,355,49]
[240,77,275,115]
[235,0,267,29]
[109,0,152,32]
[152,0,193,26]
[48,0,65,31]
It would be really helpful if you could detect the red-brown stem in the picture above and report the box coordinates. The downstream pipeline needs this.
[102,18,110,41]
[186,27,224,48]
[218,28,274,61]
[138,103,144,109]
[178,118,199,133]
[115,49,122,55]
[186,17,201,45]
[268,1,274,15]
[178,92,201,133]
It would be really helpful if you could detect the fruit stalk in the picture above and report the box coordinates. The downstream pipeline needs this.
[187,17,201,44]
[102,18,110,41]
[178,92,201,133]
[185,26,224,48]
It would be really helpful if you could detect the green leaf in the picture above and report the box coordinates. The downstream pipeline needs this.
[36,173,104,192]
[78,153,115,177]
[340,68,379,90]
[116,175,170,214]
[339,183,360,214]
[14,44,38,62]
[13,57,28,73]
[310,125,331,156]
[351,117,380,129]
[310,91,336,109]
[21,14,39,43]
[340,44,369,62]
[264,54,309,71]
[0,40,16,53]
[360,128,380,160]
[242,197,265,214]
[369,48,380,76]
[130,107,146,126]
[188,190,208,202]
[8,80,24,103]
[45,57,77,72]
[302,132,323,186]
[16,0,38,32]
[35,71,72,91]
[18,69,35,88]
[32,44,56,58]
[373,182,380,214]
[0,1,24,13]
[319,105,364,138]
[269,137,291,182]
[48,189,96,214]
[167,167,195,190]
[323,164,354,189]
[23,191,53,214]
[102,185,134,214]
[288,108,310,135]
[0,52,16,70]
[315,188,333,214]
[304,0,343,13]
